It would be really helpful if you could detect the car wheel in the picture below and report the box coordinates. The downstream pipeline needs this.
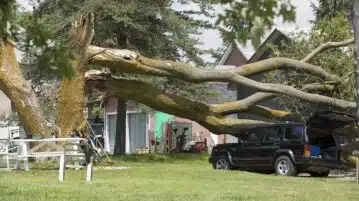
[213,155,232,170]
[274,156,297,176]
[310,171,330,177]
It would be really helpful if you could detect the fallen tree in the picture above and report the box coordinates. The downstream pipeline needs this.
[1,13,359,166]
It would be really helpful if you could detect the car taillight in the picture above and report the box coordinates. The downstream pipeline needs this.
[304,144,311,157]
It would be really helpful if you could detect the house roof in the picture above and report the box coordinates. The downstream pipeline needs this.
[217,43,247,66]
[246,28,288,63]
[241,27,311,63]
[218,43,236,65]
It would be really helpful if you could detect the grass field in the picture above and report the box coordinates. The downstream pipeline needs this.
[1,153,359,201]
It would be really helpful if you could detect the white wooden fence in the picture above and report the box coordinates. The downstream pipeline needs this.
[0,138,94,182]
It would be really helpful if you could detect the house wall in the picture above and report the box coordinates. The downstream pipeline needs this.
[104,98,138,113]
[237,32,288,121]
[0,90,12,118]
[154,112,173,139]
[213,46,248,144]
[223,47,247,66]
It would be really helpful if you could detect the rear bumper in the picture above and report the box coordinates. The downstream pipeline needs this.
[295,157,346,171]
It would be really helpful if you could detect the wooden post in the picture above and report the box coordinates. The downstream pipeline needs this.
[15,142,21,170]
[22,143,29,171]
[5,145,10,169]
[86,156,94,182]
[59,154,65,182]
[352,150,359,184]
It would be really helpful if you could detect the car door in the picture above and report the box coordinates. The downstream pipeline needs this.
[281,125,306,157]
[232,127,266,168]
[257,126,283,168]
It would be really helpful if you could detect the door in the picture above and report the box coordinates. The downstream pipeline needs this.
[233,127,266,168]
[281,125,305,157]
[128,113,147,154]
[258,127,283,168]
[107,114,117,154]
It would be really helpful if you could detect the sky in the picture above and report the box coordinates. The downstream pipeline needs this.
[16,0,318,61]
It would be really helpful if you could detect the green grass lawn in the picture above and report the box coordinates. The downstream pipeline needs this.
[1,153,359,201]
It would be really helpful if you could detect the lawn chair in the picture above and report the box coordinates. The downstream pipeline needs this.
[0,140,18,171]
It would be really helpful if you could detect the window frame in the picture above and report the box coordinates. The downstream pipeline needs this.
[283,125,305,141]
[262,126,282,143]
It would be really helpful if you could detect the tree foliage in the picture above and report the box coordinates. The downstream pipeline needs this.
[31,0,223,103]
[213,0,296,48]
[312,0,353,22]
[266,12,354,119]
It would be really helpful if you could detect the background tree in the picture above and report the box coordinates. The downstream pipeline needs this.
[30,0,221,153]
[312,0,353,21]
[266,12,354,120]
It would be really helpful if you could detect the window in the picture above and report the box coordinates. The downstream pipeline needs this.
[263,127,280,142]
[241,128,265,143]
[284,126,304,141]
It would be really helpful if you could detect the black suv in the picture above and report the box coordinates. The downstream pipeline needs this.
[209,111,357,177]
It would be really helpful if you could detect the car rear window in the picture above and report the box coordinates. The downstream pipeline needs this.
[284,126,304,140]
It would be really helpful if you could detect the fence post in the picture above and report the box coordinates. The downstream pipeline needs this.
[59,154,65,182]
[352,150,359,184]
[22,142,29,171]
[15,142,22,170]
[86,156,94,182]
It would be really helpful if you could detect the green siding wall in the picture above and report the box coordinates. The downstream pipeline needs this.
[154,112,174,139]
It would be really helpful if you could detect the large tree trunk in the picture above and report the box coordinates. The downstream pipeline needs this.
[114,99,126,154]
[58,14,94,137]
[0,40,49,136]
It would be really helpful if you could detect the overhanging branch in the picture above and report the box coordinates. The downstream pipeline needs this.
[87,46,339,81]
[301,38,354,63]
[85,70,304,134]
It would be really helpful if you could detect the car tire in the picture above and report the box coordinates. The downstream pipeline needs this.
[274,156,297,176]
[212,154,232,170]
[310,171,330,177]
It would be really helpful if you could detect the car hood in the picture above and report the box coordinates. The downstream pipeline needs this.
[306,111,357,136]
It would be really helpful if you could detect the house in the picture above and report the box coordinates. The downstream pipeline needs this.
[237,28,290,121]
[0,90,20,139]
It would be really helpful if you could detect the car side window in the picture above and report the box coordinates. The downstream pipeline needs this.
[263,127,280,142]
[242,128,265,143]
[284,126,304,141]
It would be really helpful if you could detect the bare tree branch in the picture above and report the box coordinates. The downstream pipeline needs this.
[85,70,307,134]
[86,46,357,110]
[213,82,336,116]
[87,46,340,81]
[301,38,354,63]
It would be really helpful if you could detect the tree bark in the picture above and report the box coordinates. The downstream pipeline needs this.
[114,98,126,154]
[0,40,49,136]
[86,70,298,134]
[87,46,357,110]
[88,46,339,81]
[58,14,94,137]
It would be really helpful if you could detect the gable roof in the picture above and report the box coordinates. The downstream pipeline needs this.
[246,28,288,63]
[217,43,247,66]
